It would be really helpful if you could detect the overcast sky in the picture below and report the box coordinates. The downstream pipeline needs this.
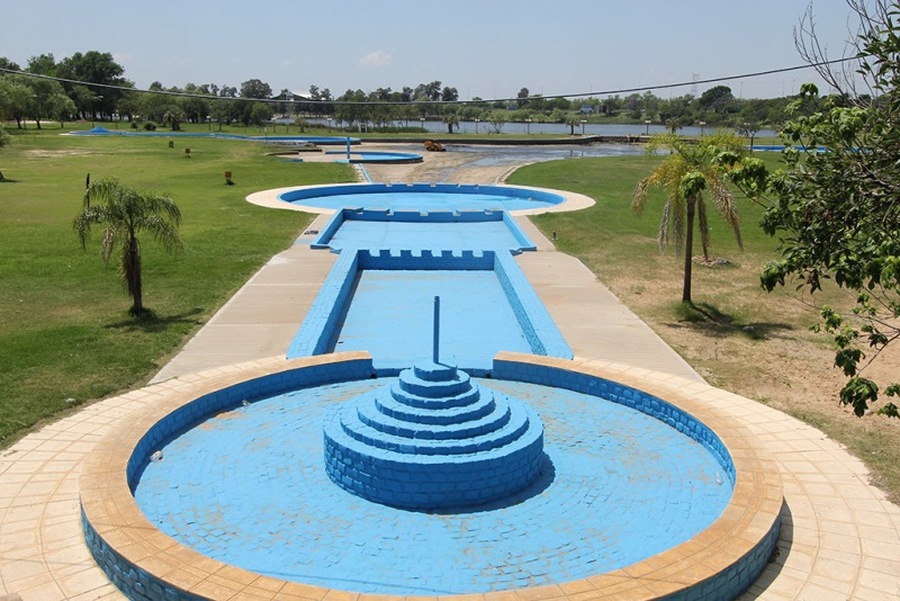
[3,0,863,100]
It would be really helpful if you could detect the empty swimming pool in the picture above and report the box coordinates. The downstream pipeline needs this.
[288,249,572,374]
[279,183,566,212]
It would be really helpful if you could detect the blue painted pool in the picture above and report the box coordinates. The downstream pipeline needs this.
[280,183,564,212]
[326,150,423,164]
[133,376,733,595]
[288,249,571,374]
[311,208,535,252]
[337,270,532,367]
[324,220,525,251]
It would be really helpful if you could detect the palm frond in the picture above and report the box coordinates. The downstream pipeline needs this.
[658,200,671,252]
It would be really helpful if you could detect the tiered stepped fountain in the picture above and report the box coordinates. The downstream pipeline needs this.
[324,296,545,510]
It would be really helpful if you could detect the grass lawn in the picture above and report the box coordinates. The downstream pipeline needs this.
[509,155,900,503]
[0,125,353,445]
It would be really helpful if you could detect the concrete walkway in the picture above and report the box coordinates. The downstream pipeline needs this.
[1,175,899,599]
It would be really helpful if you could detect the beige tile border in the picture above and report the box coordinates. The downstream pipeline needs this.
[80,352,781,601]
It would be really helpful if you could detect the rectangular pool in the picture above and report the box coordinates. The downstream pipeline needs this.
[287,250,572,375]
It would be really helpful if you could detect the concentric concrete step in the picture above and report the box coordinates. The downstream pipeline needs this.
[323,362,545,510]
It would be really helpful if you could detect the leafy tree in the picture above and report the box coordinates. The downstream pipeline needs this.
[658,94,695,133]
[727,0,900,417]
[633,133,745,303]
[698,85,734,113]
[26,53,58,76]
[56,51,130,118]
[516,87,530,107]
[24,76,68,129]
[601,95,622,115]
[209,99,232,129]
[249,102,273,126]
[414,81,442,101]
[47,92,77,127]
[0,57,22,72]
[73,178,183,316]
[488,112,506,134]
[181,83,211,123]
[623,93,644,119]
[239,78,272,100]
[736,121,761,150]
[0,76,34,128]
[642,91,660,120]
[70,84,97,121]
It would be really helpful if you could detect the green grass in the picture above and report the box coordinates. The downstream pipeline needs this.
[0,127,354,445]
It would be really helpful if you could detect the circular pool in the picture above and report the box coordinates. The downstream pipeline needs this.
[278,183,566,212]
[326,150,423,164]
[80,353,782,601]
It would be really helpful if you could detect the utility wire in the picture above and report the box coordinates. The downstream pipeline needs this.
[0,56,859,106]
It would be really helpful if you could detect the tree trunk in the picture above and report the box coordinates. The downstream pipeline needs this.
[682,196,696,304]
[126,237,143,315]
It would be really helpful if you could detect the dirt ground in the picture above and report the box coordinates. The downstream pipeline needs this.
[352,142,900,499]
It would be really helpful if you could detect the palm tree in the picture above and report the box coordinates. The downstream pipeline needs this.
[632,133,744,304]
[73,178,183,316]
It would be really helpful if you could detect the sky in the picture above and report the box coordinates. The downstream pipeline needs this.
[3,0,863,101]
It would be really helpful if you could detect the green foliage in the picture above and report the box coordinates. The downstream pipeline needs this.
[727,4,900,417]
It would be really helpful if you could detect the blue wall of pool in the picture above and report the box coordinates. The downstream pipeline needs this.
[311,208,536,252]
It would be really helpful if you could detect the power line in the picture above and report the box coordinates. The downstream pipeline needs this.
[0,56,859,106]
